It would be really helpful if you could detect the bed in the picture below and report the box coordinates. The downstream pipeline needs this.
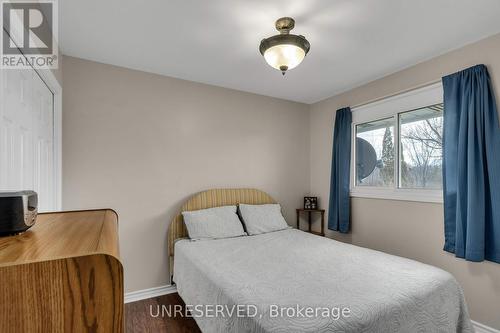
[167,189,473,333]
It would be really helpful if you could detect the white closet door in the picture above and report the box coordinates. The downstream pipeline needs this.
[0,66,55,211]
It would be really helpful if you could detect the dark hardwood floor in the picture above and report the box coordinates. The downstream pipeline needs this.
[125,292,201,333]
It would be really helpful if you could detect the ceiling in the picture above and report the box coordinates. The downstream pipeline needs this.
[60,0,500,104]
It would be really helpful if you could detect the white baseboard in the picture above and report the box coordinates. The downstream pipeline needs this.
[124,287,498,333]
[473,320,500,333]
[124,284,177,304]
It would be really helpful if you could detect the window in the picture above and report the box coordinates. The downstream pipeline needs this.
[355,118,394,187]
[350,83,443,203]
[399,105,443,189]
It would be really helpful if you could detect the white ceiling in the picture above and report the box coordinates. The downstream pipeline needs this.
[60,0,500,104]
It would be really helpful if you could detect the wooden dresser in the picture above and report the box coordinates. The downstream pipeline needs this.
[0,209,124,333]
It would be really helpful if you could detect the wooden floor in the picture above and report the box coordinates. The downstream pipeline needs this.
[125,292,201,333]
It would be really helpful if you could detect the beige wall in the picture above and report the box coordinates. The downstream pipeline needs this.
[61,56,310,293]
[309,33,500,329]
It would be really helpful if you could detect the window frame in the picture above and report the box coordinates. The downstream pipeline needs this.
[350,82,444,203]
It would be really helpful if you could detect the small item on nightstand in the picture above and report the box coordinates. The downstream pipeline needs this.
[303,196,318,210]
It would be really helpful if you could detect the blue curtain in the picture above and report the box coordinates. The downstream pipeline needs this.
[328,107,352,233]
[442,64,500,263]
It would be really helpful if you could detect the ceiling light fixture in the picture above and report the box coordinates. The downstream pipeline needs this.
[259,17,310,75]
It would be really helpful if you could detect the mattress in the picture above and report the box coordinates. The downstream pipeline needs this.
[173,229,473,333]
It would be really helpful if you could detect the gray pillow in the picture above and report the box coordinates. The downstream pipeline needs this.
[182,205,246,240]
[239,204,289,235]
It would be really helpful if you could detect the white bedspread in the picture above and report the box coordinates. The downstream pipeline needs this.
[173,229,472,333]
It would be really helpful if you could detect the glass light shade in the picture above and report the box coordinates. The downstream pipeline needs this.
[263,44,306,71]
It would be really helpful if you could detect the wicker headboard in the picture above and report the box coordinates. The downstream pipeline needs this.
[167,188,276,281]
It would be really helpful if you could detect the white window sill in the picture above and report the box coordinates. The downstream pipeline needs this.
[350,187,443,203]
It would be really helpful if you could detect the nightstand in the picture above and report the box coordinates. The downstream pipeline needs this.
[296,208,325,236]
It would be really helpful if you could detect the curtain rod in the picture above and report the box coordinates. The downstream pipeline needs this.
[350,78,442,110]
